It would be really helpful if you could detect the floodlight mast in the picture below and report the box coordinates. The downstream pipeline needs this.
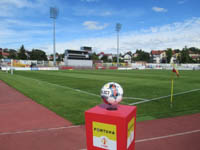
[116,23,121,67]
[50,7,58,66]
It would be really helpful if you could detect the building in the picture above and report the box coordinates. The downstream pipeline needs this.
[64,47,93,68]
[170,52,180,63]
[123,53,132,64]
[189,51,200,62]
[97,52,113,61]
[0,48,10,58]
[150,50,166,63]
[81,46,92,52]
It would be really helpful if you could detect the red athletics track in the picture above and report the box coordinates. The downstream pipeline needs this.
[0,80,200,150]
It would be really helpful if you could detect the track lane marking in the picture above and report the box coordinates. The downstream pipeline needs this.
[135,129,200,143]
[80,129,200,149]
[0,125,81,136]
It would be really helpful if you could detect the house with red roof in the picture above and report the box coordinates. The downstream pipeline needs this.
[0,48,10,58]
[97,52,113,61]
[150,50,166,63]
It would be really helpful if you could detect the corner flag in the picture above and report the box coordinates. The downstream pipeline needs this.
[170,65,179,108]
[172,68,179,77]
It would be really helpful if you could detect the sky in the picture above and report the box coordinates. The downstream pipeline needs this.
[0,0,200,54]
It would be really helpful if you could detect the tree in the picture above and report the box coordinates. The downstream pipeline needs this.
[30,49,47,60]
[101,55,108,62]
[18,45,28,60]
[91,52,99,60]
[132,49,150,62]
[8,49,18,59]
[188,47,200,53]
[180,47,192,63]
[0,53,2,59]
[56,53,62,61]
[166,48,173,63]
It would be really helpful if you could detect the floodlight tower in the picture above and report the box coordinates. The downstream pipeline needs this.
[116,23,122,67]
[50,7,59,66]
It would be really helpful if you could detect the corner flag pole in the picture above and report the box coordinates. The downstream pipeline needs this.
[170,77,174,108]
[11,59,13,75]
[170,63,175,108]
[170,63,180,108]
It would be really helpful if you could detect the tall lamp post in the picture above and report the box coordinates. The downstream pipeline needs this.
[50,7,59,66]
[116,23,122,67]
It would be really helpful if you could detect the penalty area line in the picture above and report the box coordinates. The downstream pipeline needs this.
[17,74,149,101]
[18,75,100,98]
[129,88,200,105]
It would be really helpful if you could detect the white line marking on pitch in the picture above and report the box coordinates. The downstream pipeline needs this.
[123,97,149,101]
[18,75,147,101]
[135,129,200,143]
[18,75,100,97]
[129,88,200,105]
[0,125,81,136]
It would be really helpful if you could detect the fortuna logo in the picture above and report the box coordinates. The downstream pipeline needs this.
[93,127,115,135]
[101,137,108,148]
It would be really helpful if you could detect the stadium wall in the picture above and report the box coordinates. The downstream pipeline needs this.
[132,63,200,70]
[64,59,93,68]
[1,67,59,71]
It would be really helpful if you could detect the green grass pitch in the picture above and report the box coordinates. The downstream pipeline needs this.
[0,69,200,125]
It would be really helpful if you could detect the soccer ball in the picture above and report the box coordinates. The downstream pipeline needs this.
[100,82,123,105]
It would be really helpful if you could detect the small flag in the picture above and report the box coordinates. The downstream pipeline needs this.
[172,68,179,77]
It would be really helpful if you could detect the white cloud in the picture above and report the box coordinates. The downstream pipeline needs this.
[49,17,200,54]
[81,0,99,2]
[178,0,187,4]
[73,7,113,17]
[0,0,48,17]
[4,19,51,27]
[0,0,33,8]
[152,6,168,13]
[83,21,109,30]
[0,18,51,50]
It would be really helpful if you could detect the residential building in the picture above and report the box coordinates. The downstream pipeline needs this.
[0,48,10,58]
[97,52,113,61]
[150,50,166,63]
[189,51,200,62]
[123,53,132,63]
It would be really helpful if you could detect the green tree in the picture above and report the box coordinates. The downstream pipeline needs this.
[8,49,18,59]
[101,55,108,62]
[188,47,200,53]
[132,49,150,62]
[30,49,47,60]
[56,53,62,61]
[91,52,99,60]
[18,45,28,60]
[166,48,173,63]
[180,47,193,63]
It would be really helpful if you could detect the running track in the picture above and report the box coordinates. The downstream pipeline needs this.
[0,80,200,150]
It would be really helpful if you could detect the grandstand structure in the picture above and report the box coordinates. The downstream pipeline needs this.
[64,47,93,68]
